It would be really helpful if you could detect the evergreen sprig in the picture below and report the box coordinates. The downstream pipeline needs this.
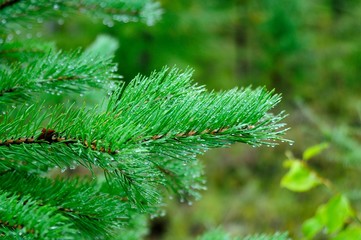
[0,39,55,63]
[0,171,130,239]
[0,49,118,103]
[0,0,161,32]
[0,67,288,209]
[0,0,290,238]
[0,190,76,239]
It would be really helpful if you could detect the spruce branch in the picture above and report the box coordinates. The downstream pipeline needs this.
[0,0,162,31]
[0,67,290,209]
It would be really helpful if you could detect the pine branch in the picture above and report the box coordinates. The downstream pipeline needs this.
[0,67,290,209]
[0,0,162,31]
[0,49,119,104]
[110,214,149,240]
[0,190,76,239]
[0,39,55,63]
[0,171,130,239]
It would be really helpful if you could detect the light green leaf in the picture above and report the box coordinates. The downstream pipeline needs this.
[303,143,329,161]
[281,160,321,192]
[302,217,323,239]
[316,194,354,234]
[333,226,361,240]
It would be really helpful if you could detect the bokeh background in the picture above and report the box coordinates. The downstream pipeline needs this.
[35,0,361,239]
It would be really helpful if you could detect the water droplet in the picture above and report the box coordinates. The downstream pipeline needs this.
[57,18,64,25]
[6,34,13,41]
[102,18,114,27]
[159,210,166,217]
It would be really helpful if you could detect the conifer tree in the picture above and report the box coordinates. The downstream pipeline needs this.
[0,1,289,239]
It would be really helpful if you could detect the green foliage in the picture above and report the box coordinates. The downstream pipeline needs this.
[281,144,361,239]
[0,1,290,239]
[302,194,354,239]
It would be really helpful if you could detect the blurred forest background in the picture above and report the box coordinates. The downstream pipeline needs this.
[21,0,361,239]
